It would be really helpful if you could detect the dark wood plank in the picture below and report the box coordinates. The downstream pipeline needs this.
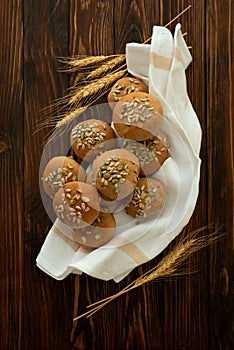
[69,2,117,349]
[70,0,115,56]
[0,1,24,349]
[178,0,210,348]
[69,0,115,89]
[23,1,74,349]
[114,0,161,52]
[206,1,234,349]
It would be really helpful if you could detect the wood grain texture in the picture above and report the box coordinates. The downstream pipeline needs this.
[206,1,233,349]
[0,0,233,349]
[0,1,23,349]
[23,1,74,350]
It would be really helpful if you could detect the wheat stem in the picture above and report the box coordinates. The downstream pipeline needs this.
[143,5,192,44]
[73,226,221,322]
[56,106,87,128]
[39,5,192,132]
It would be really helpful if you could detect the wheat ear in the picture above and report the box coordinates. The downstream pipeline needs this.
[86,55,126,80]
[38,4,192,132]
[73,226,221,321]
[58,55,108,72]
[68,69,127,106]
[56,106,87,128]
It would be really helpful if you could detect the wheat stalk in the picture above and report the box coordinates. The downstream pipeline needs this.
[38,5,192,132]
[56,106,87,128]
[86,54,126,80]
[73,226,221,321]
[58,55,108,72]
[54,69,127,129]
[68,69,127,106]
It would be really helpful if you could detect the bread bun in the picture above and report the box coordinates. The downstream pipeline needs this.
[42,156,86,198]
[91,149,140,201]
[72,211,116,248]
[121,134,169,176]
[126,177,166,219]
[113,92,163,141]
[71,119,116,162]
[53,181,100,228]
[108,76,148,108]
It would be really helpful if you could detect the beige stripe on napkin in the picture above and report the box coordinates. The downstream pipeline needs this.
[107,236,148,265]
[150,52,172,70]
[174,47,183,63]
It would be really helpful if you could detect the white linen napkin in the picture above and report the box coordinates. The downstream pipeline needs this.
[36,23,201,282]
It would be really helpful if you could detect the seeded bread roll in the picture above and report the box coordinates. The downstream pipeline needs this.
[108,76,148,108]
[53,181,100,228]
[91,149,140,201]
[71,212,116,248]
[113,92,163,141]
[42,156,86,198]
[126,177,166,219]
[87,167,133,210]
[70,119,116,162]
[121,134,170,176]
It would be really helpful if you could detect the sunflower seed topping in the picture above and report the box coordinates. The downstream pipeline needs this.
[119,97,155,124]
[81,196,90,203]
[44,162,78,193]
[121,137,169,169]
[71,121,108,150]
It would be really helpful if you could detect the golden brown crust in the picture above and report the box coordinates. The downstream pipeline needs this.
[53,181,100,228]
[125,177,166,219]
[70,119,116,162]
[42,156,86,198]
[121,135,170,176]
[108,76,148,108]
[100,193,133,210]
[92,148,139,169]
[113,92,163,141]
[91,149,140,201]
[72,211,116,248]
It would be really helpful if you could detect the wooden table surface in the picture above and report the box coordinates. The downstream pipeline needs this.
[0,1,233,349]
